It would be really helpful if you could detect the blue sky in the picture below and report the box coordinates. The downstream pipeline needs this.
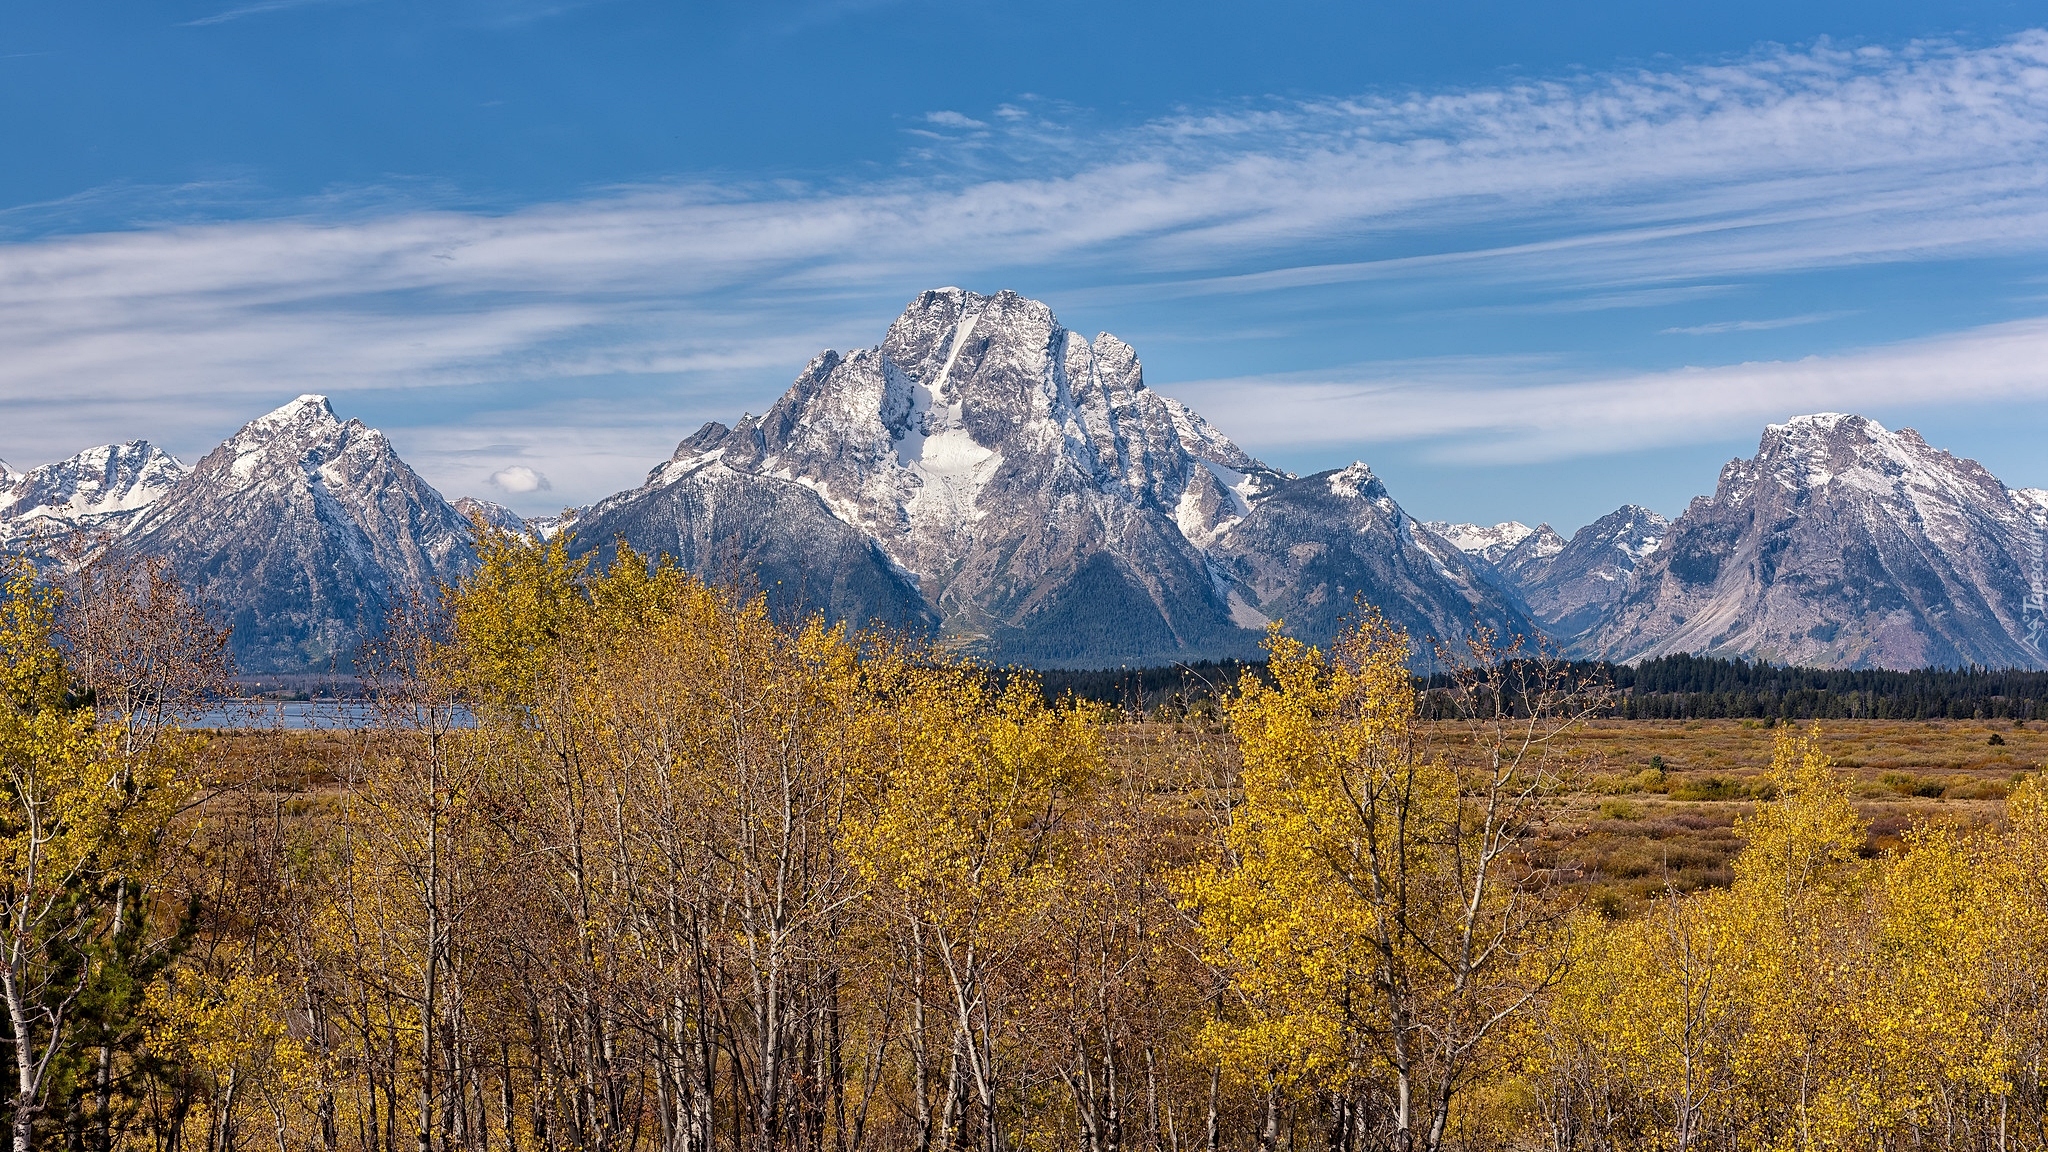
[4,0,2048,533]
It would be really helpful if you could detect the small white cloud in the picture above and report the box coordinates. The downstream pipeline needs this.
[923,110,988,130]
[489,465,550,493]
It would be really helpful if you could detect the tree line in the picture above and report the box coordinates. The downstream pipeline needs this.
[0,534,2045,1152]
[1040,654,2048,723]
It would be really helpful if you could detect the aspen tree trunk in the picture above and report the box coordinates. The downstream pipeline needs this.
[419,758,441,1152]
[93,883,121,1152]
[1103,1021,1121,1152]
[5,963,42,1152]
[912,931,933,1152]
[1391,1019,1413,1152]
[1143,1048,1159,1152]
[1203,1064,1219,1152]
[1073,1055,1099,1152]
[827,967,847,1152]
[499,1044,518,1152]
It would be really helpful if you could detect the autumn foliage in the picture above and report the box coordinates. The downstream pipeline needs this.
[0,535,2045,1151]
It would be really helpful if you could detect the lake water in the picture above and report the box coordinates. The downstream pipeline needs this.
[191,701,472,729]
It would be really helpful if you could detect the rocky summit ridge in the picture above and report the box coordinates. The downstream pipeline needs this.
[571,289,1529,665]
[0,441,188,552]
[119,395,481,672]
[1586,414,2046,669]
[5,298,2048,672]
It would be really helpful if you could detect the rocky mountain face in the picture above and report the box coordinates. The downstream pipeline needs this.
[572,289,1530,664]
[122,396,477,673]
[0,441,188,553]
[1482,507,1668,643]
[1214,468,1533,659]
[569,428,940,639]
[452,497,530,536]
[1587,414,2048,669]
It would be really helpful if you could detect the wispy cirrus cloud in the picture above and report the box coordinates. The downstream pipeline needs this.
[7,31,2048,506]
[1660,310,1856,335]
[1173,315,2048,463]
[180,0,362,27]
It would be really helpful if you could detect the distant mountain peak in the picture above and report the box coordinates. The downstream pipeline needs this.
[452,496,529,535]
[123,395,473,672]
[1484,505,1668,642]
[1424,520,1538,565]
[0,441,189,550]
[1591,415,2042,669]
[1326,462,1384,500]
[239,394,341,438]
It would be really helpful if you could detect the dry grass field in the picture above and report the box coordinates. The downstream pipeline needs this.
[1109,716,2046,918]
[206,717,2046,921]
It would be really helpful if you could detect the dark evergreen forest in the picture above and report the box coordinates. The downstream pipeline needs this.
[1035,653,2048,721]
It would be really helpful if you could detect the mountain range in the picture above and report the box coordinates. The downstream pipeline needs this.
[4,289,2045,673]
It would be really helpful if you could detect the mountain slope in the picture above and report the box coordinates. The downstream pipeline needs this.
[1588,414,2046,669]
[568,424,939,638]
[1216,466,1536,655]
[123,396,475,673]
[452,496,530,535]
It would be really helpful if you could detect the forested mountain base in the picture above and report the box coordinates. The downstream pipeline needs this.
[3,541,2048,1152]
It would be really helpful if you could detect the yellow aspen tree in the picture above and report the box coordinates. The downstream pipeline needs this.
[1537,886,1743,1152]
[1724,725,1869,1151]
[1869,824,2007,1146]
[0,560,184,1152]
[141,962,312,1152]
[1183,612,1576,1152]
[845,660,1100,1152]
[1985,774,2048,1149]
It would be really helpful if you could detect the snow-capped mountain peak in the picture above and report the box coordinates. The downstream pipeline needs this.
[0,441,189,549]
[1590,414,2044,668]
[237,394,341,442]
[123,396,475,672]
[1423,520,1536,564]
[568,289,1531,665]
[1326,462,1377,497]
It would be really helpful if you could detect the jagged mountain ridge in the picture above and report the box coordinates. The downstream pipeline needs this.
[452,497,529,536]
[8,297,2047,672]
[1216,467,1531,656]
[571,288,1531,665]
[1587,414,2048,670]
[1509,506,1669,642]
[0,441,188,552]
[120,396,480,673]
[1432,507,1668,644]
